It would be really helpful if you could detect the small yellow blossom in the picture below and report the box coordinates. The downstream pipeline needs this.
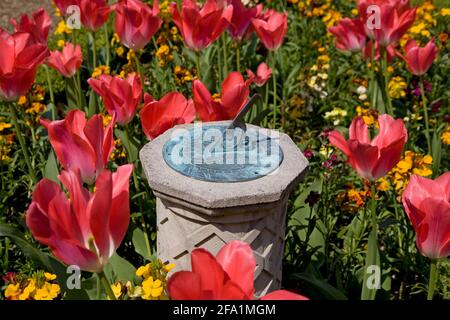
[57,39,66,48]
[111,283,123,299]
[324,107,347,125]
[388,76,408,99]
[141,277,164,300]
[92,65,110,78]
[442,128,450,145]
[17,96,27,105]
[441,8,450,16]
[54,20,72,35]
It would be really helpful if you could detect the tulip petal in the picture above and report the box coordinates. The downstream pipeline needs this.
[191,248,227,295]
[260,290,309,300]
[167,271,206,300]
[216,240,255,299]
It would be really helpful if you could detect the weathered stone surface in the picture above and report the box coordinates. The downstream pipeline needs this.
[140,121,309,212]
[140,121,309,297]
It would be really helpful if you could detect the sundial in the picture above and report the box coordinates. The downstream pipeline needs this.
[162,95,284,182]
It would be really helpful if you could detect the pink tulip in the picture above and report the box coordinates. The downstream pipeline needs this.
[79,0,111,32]
[193,71,252,122]
[170,0,233,52]
[168,240,309,300]
[358,0,416,46]
[46,42,83,78]
[114,0,162,51]
[402,173,450,259]
[53,0,78,16]
[26,165,133,272]
[40,110,115,184]
[140,92,196,140]
[10,8,52,45]
[0,30,49,101]
[246,62,272,86]
[227,0,262,41]
[329,18,366,52]
[403,39,438,76]
[329,114,407,181]
[251,9,287,51]
[88,73,142,126]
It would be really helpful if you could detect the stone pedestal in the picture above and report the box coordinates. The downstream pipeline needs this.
[140,121,308,297]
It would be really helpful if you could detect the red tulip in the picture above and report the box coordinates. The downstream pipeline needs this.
[402,173,450,259]
[79,0,111,32]
[193,71,252,121]
[328,18,366,52]
[167,241,309,300]
[26,165,133,272]
[10,8,52,45]
[403,38,438,76]
[246,62,272,87]
[170,0,233,52]
[363,40,396,62]
[329,114,407,181]
[46,42,83,78]
[53,0,78,16]
[114,0,162,51]
[227,0,262,41]
[88,73,142,125]
[251,9,288,51]
[40,110,115,184]
[358,0,416,46]
[140,92,196,140]
[0,30,49,101]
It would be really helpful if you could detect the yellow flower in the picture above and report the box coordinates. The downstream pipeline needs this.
[388,76,407,99]
[376,178,390,192]
[387,151,433,196]
[92,65,110,78]
[57,40,66,48]
[26,102,46,115]
[111,283,123,299]
[5,283,21,300]
[324,107,347,125]
[18,96,27,105]
[44,273,57,281]
[0,122,12,132]
[136,264,152,279]
[164,263,175,272]
[441,8,450,16]
[441,128,450,145]
[19,279,36,300]
[54,20,72,35]
[34,283,60,300]
[141,277,164,300]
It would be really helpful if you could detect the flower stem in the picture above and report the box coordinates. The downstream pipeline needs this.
[134,54,144,89]
[9,103,36,183]
[104,24,110,67]
[98,271,116,300]
[370,182,377,231]
[90,32,97,69]
[196,51,201,80]
[369,40,376,109]
[44,65,56,120]
[222,36,228,77]
[419,78,432,155]
[381,47,393,115]
[236,45,241,73]
[272,51,277,128]
[124,124,152,258]
[427,259,438,300]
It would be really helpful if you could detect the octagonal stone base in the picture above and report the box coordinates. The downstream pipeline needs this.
[140,121,309,298]
[155,193,289,297]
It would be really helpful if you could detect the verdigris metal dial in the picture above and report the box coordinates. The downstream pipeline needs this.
[162,124,283,183]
